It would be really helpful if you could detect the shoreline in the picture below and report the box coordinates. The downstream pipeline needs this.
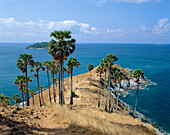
[117,98,168,135]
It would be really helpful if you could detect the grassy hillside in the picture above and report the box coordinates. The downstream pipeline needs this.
[0,66,157,134]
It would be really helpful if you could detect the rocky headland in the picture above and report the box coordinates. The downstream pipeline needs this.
[0,65,163,135]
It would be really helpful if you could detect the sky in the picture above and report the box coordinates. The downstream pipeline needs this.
[0,0,170,43]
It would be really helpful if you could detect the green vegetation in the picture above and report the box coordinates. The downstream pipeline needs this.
[88,64,94,87]
[133,69,144,116]
[1,30,145,122]
[48,30,76,105]
[26,42,49,49]
[0,93,11,107]
[96,66,103,108]
[67,57,79,104]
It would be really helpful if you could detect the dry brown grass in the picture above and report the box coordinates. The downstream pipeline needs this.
[29,66,157,135]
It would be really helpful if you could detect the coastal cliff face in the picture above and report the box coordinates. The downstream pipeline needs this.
[107,64,153,95]
[0,65,157,135]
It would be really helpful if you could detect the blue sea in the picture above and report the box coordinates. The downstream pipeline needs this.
[0,43,170,133]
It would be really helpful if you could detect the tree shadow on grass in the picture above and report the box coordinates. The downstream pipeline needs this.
[0,113,105,135]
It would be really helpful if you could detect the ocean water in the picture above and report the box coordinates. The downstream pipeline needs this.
[0,43,170,133]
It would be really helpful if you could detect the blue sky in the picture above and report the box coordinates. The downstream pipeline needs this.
[0,0,170,43]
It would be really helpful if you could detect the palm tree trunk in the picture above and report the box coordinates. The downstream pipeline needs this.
[77,67,78,83]
[32,95,34,106]
[98,74,101,108]
[89,71,91,87]
[59,67,61,104]
[70,68,73,104]
[68,73,69,89]
[60,60,63,104]
[37,71,42,107]
[109,66,111,112]
[25,67,29,106]
[21,84,24,108]
[47,68,51,103]
[53,67,56,103]
[41,89,45,104]
[115,80,121,113]
[110,94,115,113]
[104,70,107,111]
[133,83,139,116]
[62,71,65,104]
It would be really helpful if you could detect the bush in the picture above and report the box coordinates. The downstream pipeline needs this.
[72,91,79,98]
[13,109,17,114]
[72,91,76,97]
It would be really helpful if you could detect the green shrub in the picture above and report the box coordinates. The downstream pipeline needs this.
[13,109,17,114]
[72,91,76,97]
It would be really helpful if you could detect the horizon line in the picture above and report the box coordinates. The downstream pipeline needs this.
[0,42,170,45]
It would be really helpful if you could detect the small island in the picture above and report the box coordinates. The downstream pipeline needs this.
[26,42,49,49]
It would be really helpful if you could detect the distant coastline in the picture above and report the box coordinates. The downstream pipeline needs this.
[26,42,49,49]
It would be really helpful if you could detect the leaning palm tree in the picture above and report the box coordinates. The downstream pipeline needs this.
[133,69,144,116]
[76,61,80,83]
[96,66,103,108]
[106,54,118,112]
[30,89,35,106]
[14,75,32,107]
[17,54,34,106]
[67,57,78,105]
[48,31,76,104]
[43,60,52,103]
[88,64,94,87]
[30,61,44,107]
[100,58,109,111]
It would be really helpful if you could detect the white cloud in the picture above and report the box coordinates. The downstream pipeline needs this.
[154,18,170,34]
[114,0,161,3]
[96,0,162,5]
[97,0,107,6]
[140,25,147,31]
[107,28,129,37]
[0,17,98,41]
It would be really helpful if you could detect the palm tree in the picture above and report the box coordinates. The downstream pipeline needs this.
[48,31,76,104]
[14,75,25,107]
[88,64,94,87]
[17,54,34,106]
[43,60,52,103]
[76,61,80,83]
[30,89,35,106]
[14,75,32,107]
[133,69,144,116]
[62,66,66,104]
[67,57,78,105]
[66,67,71,89]
[115,72,125,113]
[96,66,103,108]
[39,86,45,104]
[0,94,11,107]
[106,54,118,112]
[30,61,44,107]
[100,58,109,111]
[13,94,21,105]
[49,61,58,103]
